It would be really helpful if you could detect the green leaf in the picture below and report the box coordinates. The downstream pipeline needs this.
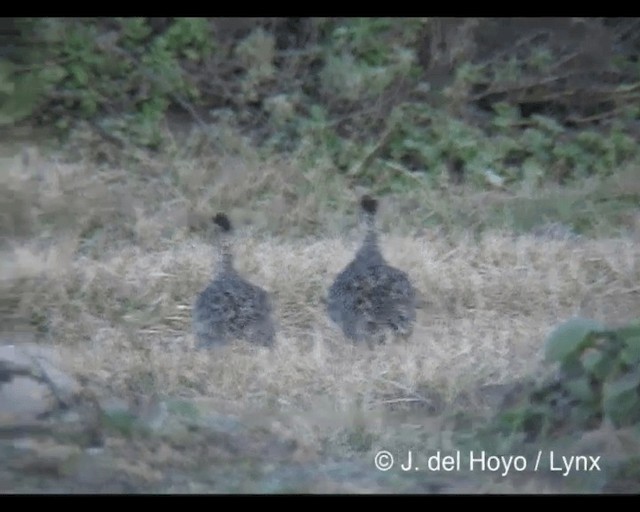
[120,17,151,41]
[565,377,596,403]
[560,357,587,380]
[545,317,605,363]
[621,336,640,366]
[522,158,545,185]
[602,370,640,426]
[69,63,89,86]
[580,347,619,381]
[0,71,44,126]
[618,324,640,340]
[183,48,200,61]
[570,402,599,427]
[532,114,564,134]
[0,60,16,94]
[101,410,138,436]
[166,399,200,421]
[39,64,68,84]
[581,348,604,374]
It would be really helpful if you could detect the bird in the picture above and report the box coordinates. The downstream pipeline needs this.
[192,213,276,348]
[327,195,417,345]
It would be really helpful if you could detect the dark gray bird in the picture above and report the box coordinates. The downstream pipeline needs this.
[327,195,417,345]
[192,213,275,348]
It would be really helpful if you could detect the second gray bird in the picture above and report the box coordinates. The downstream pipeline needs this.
[327,195,417,345]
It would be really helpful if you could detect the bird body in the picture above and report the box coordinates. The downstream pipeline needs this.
[192,214,275,348]
[327,196,417,344]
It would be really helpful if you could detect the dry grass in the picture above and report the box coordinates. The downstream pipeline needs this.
[2,147,640,463]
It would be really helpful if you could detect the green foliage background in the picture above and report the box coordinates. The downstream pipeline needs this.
[3,17,640,185]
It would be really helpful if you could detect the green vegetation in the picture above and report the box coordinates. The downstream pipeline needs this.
[452,316,640,492]
[496,316,640,436]
[2,18,640,187]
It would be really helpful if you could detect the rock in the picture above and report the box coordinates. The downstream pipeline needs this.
[0,376,53,426]
[0,343,80,427]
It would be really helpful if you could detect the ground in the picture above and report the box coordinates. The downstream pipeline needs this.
[1,139,639,493]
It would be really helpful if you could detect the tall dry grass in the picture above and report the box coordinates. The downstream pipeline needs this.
[2,148,639,452]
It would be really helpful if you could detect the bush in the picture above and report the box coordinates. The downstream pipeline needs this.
[493,316,640,442]
[2,17,640,185]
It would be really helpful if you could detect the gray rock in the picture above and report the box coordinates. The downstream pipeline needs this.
[0,343,80,426]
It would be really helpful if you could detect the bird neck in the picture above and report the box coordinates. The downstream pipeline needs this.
[363,229,378,251]
[357,214,382,262]
[217,239,235,275]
